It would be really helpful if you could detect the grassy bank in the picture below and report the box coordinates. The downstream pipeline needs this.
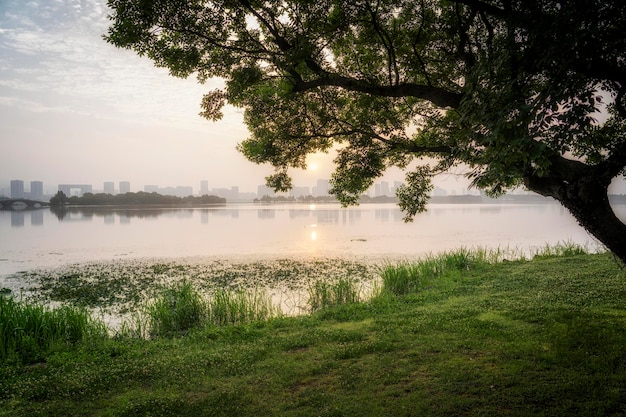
[1,250,626,416]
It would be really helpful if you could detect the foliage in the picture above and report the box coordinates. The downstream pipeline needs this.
[64,191,225,206]
[105,0,626,260]
[48,191,68,207]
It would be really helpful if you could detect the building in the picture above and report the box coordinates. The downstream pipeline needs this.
[257,184,276,198]
[10,180,24,199]
[200,180,209,195]
[119,181,130,194]
[30,181,43,201]
[104,182,115,195]
[289,186,311,198]
[58,184,92,197]
[312,179,329,197]
[211,186,239,200]
[176,186,193,197]
[379,181,390,196]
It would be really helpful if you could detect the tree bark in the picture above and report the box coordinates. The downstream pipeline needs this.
[524,156,626,264]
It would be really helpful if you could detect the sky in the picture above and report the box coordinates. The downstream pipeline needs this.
[0,0,623,197]
[0,0,479,197]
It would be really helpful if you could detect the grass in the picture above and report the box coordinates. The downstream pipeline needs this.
[127,281,281,338]
[380,247,503,295]
[1,249,626,416]
[307,278,362,312]
[208,288,279,326]
[145,280,207,337]
[0,296,107,364]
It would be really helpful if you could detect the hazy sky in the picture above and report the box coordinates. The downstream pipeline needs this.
[0,0,332,195]
[1,0,623,196]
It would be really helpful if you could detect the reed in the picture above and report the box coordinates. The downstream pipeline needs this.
[307,278,361,312]
[0,296,106,363]
[145,280,207,337]
[144,281,280,336]
[532,241,590,258]
[380,247,498,296]
[208,288,279,326]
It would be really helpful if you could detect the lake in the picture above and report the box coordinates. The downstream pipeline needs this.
[2,201,622,279]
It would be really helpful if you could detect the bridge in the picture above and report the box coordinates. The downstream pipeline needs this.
[0,199,50,210]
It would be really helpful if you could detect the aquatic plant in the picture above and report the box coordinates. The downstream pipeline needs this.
[18,258,376,318]
[532,241,590,259]
[146,280,207,337]
[307,278,361,312]
[208,288,279,326]
[0,296,107,363]
[380,247,506,296]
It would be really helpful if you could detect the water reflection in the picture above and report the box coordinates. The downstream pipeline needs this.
[11,211,24,227]
[3,203,592,229]
[1,202,611,277]
[31,210,44,226]
[258,209,275,219]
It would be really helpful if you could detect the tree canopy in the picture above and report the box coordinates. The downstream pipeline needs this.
[106,0,626,262]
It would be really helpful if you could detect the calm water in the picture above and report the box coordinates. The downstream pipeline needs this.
[1,202,621,277]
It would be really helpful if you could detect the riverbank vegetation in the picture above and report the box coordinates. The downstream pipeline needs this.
[49,190,225,207]
[1,246,625,416]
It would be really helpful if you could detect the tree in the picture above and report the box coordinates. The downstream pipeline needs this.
[105,0,626,262]
[49,191,68,207]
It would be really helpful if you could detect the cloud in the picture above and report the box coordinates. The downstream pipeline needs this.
[0,0,226,129]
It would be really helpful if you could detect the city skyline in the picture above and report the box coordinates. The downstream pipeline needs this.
[1,177,427,201]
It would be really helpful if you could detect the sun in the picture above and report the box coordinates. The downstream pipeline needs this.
[309,162,318,171]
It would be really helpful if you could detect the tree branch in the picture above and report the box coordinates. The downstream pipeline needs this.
[291,75,462,108]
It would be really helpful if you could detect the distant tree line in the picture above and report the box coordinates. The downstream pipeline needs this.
[49,191,225,207]
[253,194,400,204]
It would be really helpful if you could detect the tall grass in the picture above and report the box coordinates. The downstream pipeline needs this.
[532,241,590,258]
[0,296,107,363]
[143,281,279,337]
[380,247,500,296]
[307,278,361,312]
[208,289,279,326]
[145,280,207,337]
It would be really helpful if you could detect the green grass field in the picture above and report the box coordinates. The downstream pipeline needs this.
[1,250,625,416]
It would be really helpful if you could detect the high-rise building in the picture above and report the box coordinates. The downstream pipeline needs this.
[257,184,275,198]
[119,181,130,194]
[313,179,329,197]
[104,182,115,195]
[176,186,193,197]
[380,181,390,196]
[200,180,209,195]
[289,186,311,198]
[30,181,43,200]
[10,180,24,199]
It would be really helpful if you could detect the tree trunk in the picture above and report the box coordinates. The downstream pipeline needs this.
[524,156,626,264]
